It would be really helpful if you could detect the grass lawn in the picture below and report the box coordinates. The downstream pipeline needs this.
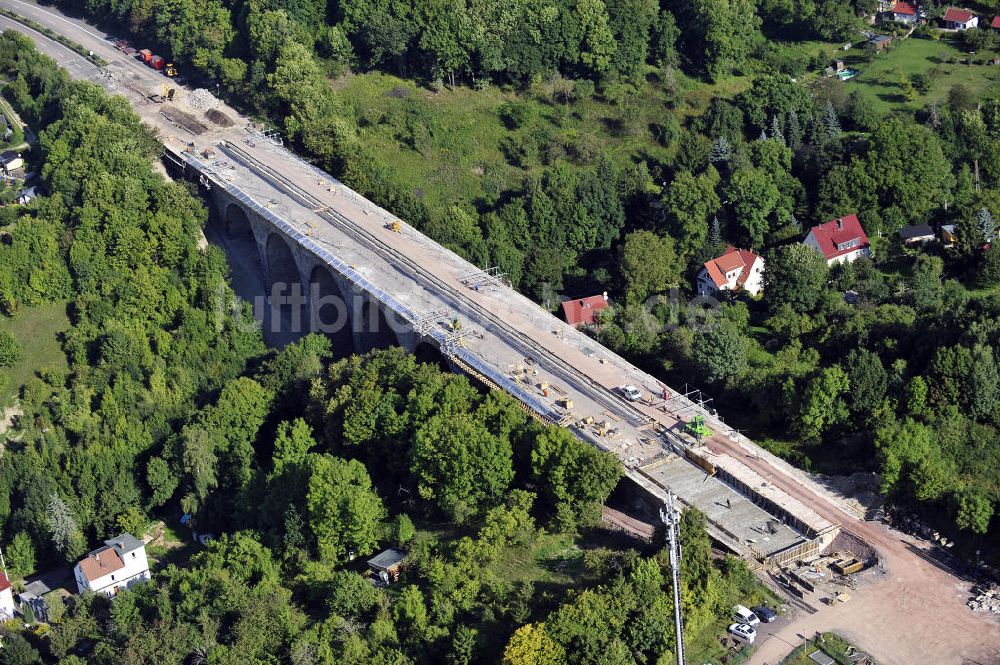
[0,301,70,404]
[0,96,25,151]
[840,36,1000,113]
[487,532,585,587]
[334,71,676,214]
[145,518,199,570]
[677,72,752,123]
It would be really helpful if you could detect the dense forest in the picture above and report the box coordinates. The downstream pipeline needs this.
[47,0,1000,552]
[0,33,784,664]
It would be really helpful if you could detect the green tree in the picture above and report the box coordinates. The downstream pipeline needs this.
[725,167,780,247]
[574,0,618,77]
[6,531,36,578]
[969,344,1000,420]
[845,349,887,419]
[272,418,316,470]
[449,624,479,665]
[693,318,749,384]
[116,507,149,540]
[663,168,721,257]
[735,73,814,130]
[388,513,416,547]
[417,0,473,87]
[180,427,218,513]
[605,0,658,80]
[793,366,849,441]
[954,486,993,534]
[306,454,386,561]
[42,591,65,624]
[530,428,622,530]
[908,254,945,312]
[764,244,830,313]
[394,584,430,640]
[679,0,761,80]
[0,331,21,367]
[976,247,1000,287]
[847,91,879,131]
[875,418,943,495]
[411,413,514,522]
[0,632,41,665]
[145,456,178,508]
[153,0,237,82]
[619,230,680,303]
[809,0,860,39]
[865,119,953,224]
[910,73,931,95]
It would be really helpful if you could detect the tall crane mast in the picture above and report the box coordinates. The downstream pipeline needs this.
[660,492,686,665]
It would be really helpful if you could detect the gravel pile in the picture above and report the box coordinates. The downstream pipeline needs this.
[186,88,218,111]
[968,586,1000,614]
[99,67,123,83]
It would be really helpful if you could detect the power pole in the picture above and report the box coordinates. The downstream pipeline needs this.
[660,492,686,665]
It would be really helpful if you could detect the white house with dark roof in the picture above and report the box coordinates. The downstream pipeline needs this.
[898,224,935,245]
[73,533,150,597]
[696,246,765,297]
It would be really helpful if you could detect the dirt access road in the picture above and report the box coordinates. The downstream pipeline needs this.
[702,433,1000,665]
[2,2,998,662]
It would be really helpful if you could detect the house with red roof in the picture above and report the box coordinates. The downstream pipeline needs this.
[990,15,1000,29]
[73,533,150,597]
[0,572,13,619]
[561,293,609,326]
[891,0,918,22]
[696,246,765,297]
[943,6,978,29]
[804,214,871,265]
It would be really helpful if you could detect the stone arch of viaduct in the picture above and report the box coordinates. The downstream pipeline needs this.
[219,197,449,368]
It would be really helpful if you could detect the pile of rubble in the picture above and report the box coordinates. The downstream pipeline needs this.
[186,88,218,111]
[99,67,123,84]
[968,585,1000,614]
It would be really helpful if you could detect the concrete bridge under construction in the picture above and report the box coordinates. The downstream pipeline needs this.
[8,9,844,566]
[180,135,843,566]
[11,6,1000,663]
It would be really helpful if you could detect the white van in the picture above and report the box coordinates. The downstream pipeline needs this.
[732,605,760,627]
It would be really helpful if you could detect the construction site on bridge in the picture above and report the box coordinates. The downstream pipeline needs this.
[72,27,853,570]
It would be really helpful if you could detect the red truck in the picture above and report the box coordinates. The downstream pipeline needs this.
[149,55,165,70]
[138,48,153,64]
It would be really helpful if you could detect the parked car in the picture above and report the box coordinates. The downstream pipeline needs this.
[621,385,643,401]
[751,605,777,623]
[732,604,760,626]
[727,622,756,644]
